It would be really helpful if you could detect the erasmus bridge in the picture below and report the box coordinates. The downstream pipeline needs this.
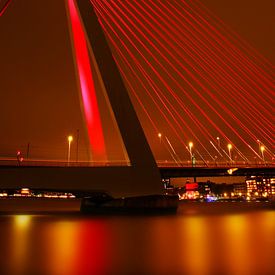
[0,0,274,199]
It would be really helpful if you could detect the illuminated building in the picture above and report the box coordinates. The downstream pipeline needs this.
[271,178,275,195]
[246,176,275,197]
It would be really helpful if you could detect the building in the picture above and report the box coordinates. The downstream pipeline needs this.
[246,176,275,198]
[233,183,247,197]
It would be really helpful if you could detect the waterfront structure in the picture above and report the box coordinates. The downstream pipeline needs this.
[246,176,275,197]
[233,183,247,197]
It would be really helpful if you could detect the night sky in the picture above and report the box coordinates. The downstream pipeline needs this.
[0,0,274,163]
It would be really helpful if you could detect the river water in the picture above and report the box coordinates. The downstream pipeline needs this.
[0,201,274,275]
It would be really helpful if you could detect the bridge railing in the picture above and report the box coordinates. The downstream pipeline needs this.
[0,158,131,167]
[0,158,274,168]
[156,160,275,168]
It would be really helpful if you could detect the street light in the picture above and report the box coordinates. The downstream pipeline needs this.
[227,143,232,164]
[257,139,261,155]
[216,137,220,149]
[260,145,265,162]
[188,142,193,166]
[158,133,162,143]
[67,135,73,164]
[188,142,193,156]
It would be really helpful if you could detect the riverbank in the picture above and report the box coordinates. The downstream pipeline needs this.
[0,197,274,215]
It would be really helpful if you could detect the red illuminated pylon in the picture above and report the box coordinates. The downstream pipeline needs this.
[68,0,107,161]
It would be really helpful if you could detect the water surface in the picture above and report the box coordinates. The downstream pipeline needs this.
[0,201,274,275]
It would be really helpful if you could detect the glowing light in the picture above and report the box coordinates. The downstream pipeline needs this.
[227,168,238,174]
[15,215,31,229]
[158,133,162,138]
[67,0,106,160]
[260,145,265,162]
[68,135,73,142]
[21,188,30,196]
[188,142,193,163]
[227,144,232,150]
[67,135,73,163]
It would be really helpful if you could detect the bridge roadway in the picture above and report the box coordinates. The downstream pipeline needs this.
[0,158,274,178]
[0,159,274,197]
[159,166,275,178]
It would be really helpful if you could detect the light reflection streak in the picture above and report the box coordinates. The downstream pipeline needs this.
[181,216,210,275]
[1,209,274,274]
[12,215,32,273]
[223,215,251,274]
[46,220,109,275]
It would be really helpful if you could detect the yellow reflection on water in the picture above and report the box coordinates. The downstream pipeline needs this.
[44,220,109,275]
[1,207,273,275]
[180,216,210,275]
[223,215,251,274]
[12,215,32,274]
[47,221,78,275]
[14,215,31,229]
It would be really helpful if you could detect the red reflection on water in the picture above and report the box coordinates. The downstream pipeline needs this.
[47,220,109,275]
[75,221,109,274]
[0,204,274,275]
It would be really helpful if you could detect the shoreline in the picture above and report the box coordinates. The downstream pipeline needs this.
[0,197,274,215]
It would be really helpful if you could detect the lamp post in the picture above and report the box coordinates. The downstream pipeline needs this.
[158,133,162,144]
[76,129,79,163]
[158,133,162,164]
[260,145,265,163]
[257,139,261,155]
[216,137,220,149]
[189,142,193,166]
[227,143,232,164]
[67,135,73,164]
